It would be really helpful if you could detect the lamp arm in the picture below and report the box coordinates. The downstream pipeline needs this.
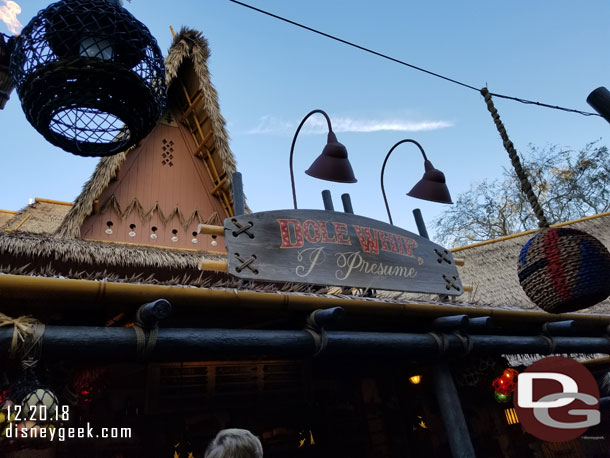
[290,109,333,209]
[380,139,428,225]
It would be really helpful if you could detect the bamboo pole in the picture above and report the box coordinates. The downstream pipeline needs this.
[0,274,609,325]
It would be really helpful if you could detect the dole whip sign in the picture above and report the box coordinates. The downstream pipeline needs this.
[224,210,463,295]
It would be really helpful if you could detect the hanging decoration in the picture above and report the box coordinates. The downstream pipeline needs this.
[0,372,60,449]
[494,391,512,404]
[481,88,610,313]
[492,367,519,403]
[9,0,166,157]
[64,366,108,406]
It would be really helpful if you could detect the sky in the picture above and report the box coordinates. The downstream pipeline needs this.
[0,0,608,241]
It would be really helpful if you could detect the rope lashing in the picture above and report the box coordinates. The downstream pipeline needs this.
[0,313,45,363]
[304,312,329,357]
[427,332,450,355]
[133,308,159,359]
[480,88,550,229]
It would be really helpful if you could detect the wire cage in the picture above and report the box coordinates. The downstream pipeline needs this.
[10,0,166,157]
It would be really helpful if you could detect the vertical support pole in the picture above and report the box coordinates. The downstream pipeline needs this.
[414,208,475,458]
[341,193,354,214]
[413,208,429,240]
[321,190,334,211]
[432,364,477,458]
[232,172,245,216]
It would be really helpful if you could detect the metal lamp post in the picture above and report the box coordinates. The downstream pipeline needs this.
[380,139,452,225]
[289,109,357,209]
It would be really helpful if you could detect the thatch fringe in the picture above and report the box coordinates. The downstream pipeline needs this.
[0,231,224,271]
[506,353,608,367]
[56,27,238,239]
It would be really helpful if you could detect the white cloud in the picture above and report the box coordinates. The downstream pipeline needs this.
[245,115,453,135]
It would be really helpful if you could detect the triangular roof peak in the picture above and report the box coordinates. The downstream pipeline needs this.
[56,28,241,251]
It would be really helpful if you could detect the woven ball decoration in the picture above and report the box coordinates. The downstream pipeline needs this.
[9,0,166,157]
[21,388,59,422]
[518,228,610,313]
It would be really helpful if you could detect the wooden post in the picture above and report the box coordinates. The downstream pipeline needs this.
[341,193,354,214]
[413,208,430,240]
[415,210,476,458]
[433,364,477,458]
[1,327,608,361]
[321,190,334,211]
[232,172,245,216]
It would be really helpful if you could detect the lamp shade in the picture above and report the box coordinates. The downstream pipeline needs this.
[407,159,452,204]
[586,87,610,124]
[305,131,357,183]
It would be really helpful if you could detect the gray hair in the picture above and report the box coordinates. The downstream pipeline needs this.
[205,428,263,458]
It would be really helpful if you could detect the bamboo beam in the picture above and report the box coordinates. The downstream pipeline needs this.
[34,198,73,207]
[6,213,31,232]
[193,138,212,158]
[2,274,610,325]
[197,223,224,236]
[198,259,228,272]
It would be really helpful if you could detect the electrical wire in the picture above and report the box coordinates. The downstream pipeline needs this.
[229,0,601,118]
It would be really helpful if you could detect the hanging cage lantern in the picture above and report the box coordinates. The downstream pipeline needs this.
[0,34,14,109]
[9,0,167,157]
[480,87,610,314]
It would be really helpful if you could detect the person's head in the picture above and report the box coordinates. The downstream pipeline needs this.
[204,428,263,458]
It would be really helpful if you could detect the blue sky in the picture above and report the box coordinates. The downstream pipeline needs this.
[1,0,608,240]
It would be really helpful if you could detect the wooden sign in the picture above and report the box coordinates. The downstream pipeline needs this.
[223,210,463,295]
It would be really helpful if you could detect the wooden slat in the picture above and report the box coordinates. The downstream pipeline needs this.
[179,80,234,217]
[210,177,227,195]
[178,90,203,123]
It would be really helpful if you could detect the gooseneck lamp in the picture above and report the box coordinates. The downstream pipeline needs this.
[289,109,357,209]
[380,139,452,225]
[587,87,610,124]
[9,0,167,157]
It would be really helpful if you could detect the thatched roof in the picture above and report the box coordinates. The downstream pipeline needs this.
[0,210,16,228]
[56,28,239,239]
[0,230,225,281]
[1,198,72,234]
[451,212,610,314]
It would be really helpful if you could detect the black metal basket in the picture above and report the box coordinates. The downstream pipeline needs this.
[10,0,166,156]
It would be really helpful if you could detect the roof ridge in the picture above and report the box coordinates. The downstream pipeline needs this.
[451,211,610,252]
